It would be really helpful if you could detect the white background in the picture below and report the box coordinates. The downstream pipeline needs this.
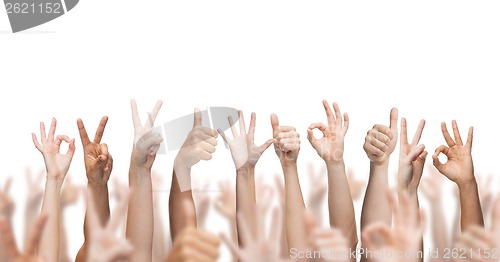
[1,1,499,261]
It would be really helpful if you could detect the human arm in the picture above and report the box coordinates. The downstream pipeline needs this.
[432,120,483,229]
[126,100,163,262]
[307,100,357,254]
[170,108,217,240]
[271,113,306,251]
[218,110,273,246]
[32,118,76,262]
[75,116,113,262]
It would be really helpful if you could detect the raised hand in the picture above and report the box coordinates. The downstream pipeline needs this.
[362,191,425,262]
[130,99,163,169]
[306,163,327,225]
[32,118,75,262]
[165,200,220,262]
[223,206,288,262]
[127,100,163,262]
[0,214,48,262]
[307,100,349,164]
[398,118,426,191]
[420,165,443,202]
[214,181,236,219]
[363,108,398,165]
[86,189,133,262]
[32,118,76,181]
[218,111,274,170]
[77,116,113,185]
[174,108,218,171]
[432,120,474,185]
[271,114,300,165]
[25,168,44,210]
[305,214,349,262]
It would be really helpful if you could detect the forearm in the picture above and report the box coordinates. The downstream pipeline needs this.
[40,178,63,262]
[76,183,110,262]
[361,162,391,230]
[458,180,484,230]
[236,168,255,246]
[59,212,71,262]
[283,163,307,251]
[169,168,195,241]
[24,202,40,250]
[248,167,256,202]
[326,160,357,252]
[430,202,449,260]
[127,165,154,262]
[153,201,168,262]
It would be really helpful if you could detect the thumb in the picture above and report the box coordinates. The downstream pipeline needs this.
[182,199,197,229]
[270,113,279,132]
[389,107,398,131]
[193,108,202,127]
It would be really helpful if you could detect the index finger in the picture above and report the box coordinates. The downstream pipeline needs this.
[411,119,426,145]
[77,118,91,146]
[93,116,109,144]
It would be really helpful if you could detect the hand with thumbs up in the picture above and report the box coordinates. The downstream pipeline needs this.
[174,108,218,171]
[77,116,113,186]
[363,108,398,165]
[271,114,300,166]
[165,200,221,262]
[360,108,399,240]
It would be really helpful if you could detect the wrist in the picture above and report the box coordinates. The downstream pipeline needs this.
[281,162,298,173]
[281,159,298,169]
[325,159,345,169]
[45,175,64,188]
[370,161,389,172]
[457,179,478,192]
[236,167,251,177]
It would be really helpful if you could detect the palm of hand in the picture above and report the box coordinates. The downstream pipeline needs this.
[440,146,473,184]
[315,127,345,163]
[225,132,248,169]
[84,143,110,182]
[40,141,73,179]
